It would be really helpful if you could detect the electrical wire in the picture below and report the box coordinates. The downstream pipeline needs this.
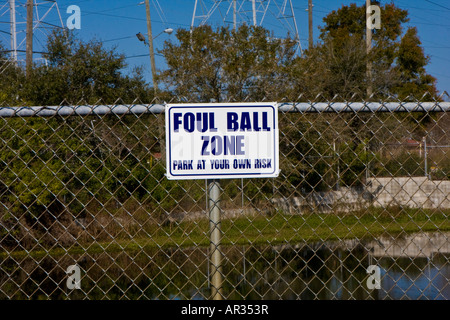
[424,0,450,11]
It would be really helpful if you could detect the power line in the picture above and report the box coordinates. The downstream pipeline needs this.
[424,0,450,11]
[77,8,189,29]
[80,9,147,22]
[82,3,143,17]
[431,55,450,64]
[102,35,136,43]
[409,20,450,28]
[125,52,163,60]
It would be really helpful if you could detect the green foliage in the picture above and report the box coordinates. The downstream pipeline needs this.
[339,140,375,186]
[379,152,425,177]
[393,27,437,99]
[1,3,447,251]
[4,30,153,105]
[159,24,297,102]
[294,2,437,100]
[0,114,184,227]
[159,2,438,102]
[0,42,24,105]
[0,31,167,247]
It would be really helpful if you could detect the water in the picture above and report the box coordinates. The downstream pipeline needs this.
[0,232,448,300]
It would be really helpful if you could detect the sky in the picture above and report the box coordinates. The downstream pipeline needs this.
[1,0,449,98]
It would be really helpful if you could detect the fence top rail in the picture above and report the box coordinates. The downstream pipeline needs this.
[278,102,450,113]
[0,104,165,117]
[0,101,449,117]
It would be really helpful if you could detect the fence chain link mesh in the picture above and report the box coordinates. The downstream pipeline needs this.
[0,97,449,300]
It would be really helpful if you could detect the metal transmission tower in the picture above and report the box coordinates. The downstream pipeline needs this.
[0,0,64,64]
[191,0,302,55]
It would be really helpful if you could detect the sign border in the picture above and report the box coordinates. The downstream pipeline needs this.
[165,102,279,180]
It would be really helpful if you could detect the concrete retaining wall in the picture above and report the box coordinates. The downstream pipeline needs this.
[272,177,450,214]
[367,177,450,209]
[271,187,370,214]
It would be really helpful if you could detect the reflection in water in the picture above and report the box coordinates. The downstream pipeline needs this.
[378,256,450,300]
[0,232,448,300]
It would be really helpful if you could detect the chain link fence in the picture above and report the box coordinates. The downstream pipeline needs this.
[0,97,449,300]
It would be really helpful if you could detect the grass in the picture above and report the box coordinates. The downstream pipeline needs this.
[2,207,449,259]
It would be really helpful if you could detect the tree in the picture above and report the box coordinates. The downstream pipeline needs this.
[159,24,297,102]
[287,2,437,100]
[286,34,370,100]
[21,30,153,105]
[0,31,166,249]
[0,42,24,104]
[394,27,437,99]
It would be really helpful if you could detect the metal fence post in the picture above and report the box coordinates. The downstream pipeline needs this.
[423,137,428,179]
[208,179,223,300]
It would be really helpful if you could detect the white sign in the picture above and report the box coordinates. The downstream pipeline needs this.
[165,102,279,180]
